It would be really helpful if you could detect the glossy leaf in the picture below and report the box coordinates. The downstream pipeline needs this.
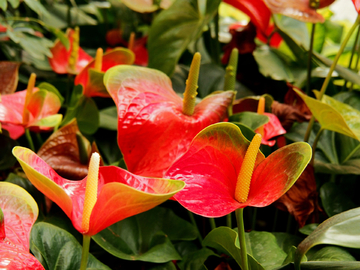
[202,227,264,270]
[148,0,221,75]
[30,222,110,270]
[295,207,360,267]
[99,106,118,130]
[74,48,135,98]
[12,146,185,236]
[0,61,20,95]
[301,261,360,269]
[310,246,355,262]
[76,97,99,135]
[92,207,197,262]
[104,65,235,177]
[0,182,44,269]
[229,112,269,131]
[166,122,311,217]
[121,0,173,12]
[177,247,216,270]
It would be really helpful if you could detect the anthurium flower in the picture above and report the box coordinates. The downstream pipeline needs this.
[0,182,44,269]
[0,74,62,139]
[353,0,360,12]
[165,122,312,217]
[104,61,235,177]
[12,146,185,236]
[48,27,92,74]
[74,47,135,97]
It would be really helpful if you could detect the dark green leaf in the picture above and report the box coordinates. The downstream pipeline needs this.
[148,0,221,75]
[299,224,319,236]
[38,82,64,105]
[0,133,18,170]
[92,207,197,263]
[30,222,111,270]
[177,248,216,270]
[310,246,355,262]
[229,112,269,131]
[77,97,99,135]
[99,106,118,130]
[300,261,360,269]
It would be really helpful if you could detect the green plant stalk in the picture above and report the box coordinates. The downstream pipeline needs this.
[350,34,360,91]
[188,211,203,243]
[306,23,316,95]
[310,127,324,165]
[342,25,360,91]
[227,213,232,228]
[25,129,35,152]
[304,14,360,142]
[209,218,216,230]
[236,208,249,270]
[80,234,91,270]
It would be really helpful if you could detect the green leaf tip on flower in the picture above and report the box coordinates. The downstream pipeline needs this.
[81,152,100,234]
[183,52,201,116]
[235,133,262,203]
[0,206,4,241]
[68,26,80,72]
[224,48,238,91]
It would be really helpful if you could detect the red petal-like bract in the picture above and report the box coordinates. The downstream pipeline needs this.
[74,48,135,97]
[223,0,271,35]
[353,0,360,13]
[165,123,312,217]
[48,28,92,74]
[0,182,44,269]
[104,65,235,177]
[262,112,286,146]
[12,147,185,236]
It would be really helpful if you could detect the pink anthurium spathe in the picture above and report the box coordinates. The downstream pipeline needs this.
[261,112,286,147]
[74,48,135,97]
[0,182,44,269]
[165,122,312,217]
[12,146,185,236]
[0,74,62,139]
[353,0,360,12]
[104,64,235,178]
[48,27,92,74]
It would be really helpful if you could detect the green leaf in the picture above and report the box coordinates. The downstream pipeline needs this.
[253,45,294,82]
[46,26,69,50]
[92,207,197,263]
[229,112,269,131]
[61,85,84,127]
[33,114,63,128]
[313,51,360,86]
[0,133,18,170]
[310,246,355,262]
[293,89,360,141]
[295,207,360,267]
[202,227,264,270]
[0,0,7,10]
[23,0,51,18]
[320,182,357,217]
[38,83,64,105]
[299,224,319,236]
[30,222,111,270]
[148,0,221,76]
[76,97,99,135]
[301,261,360,269]
[177,248,216,270]
[99,106,118,130]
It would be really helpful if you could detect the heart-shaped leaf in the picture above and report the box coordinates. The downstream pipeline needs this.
[0,182,44,269]
[30,222,110,270]
[295,207,360,267]
[92,207,197,263]
[148,0,221,75]
[294,88,360,141]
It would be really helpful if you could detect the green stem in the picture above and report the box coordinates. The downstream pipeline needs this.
[80,234,91,270]
[226,213,232,228]
[25,129,35,152]
[310,128,324,165]
[304,14,360,142]
[209,218,216,230]
[342,24,360,91]
[235,208,248,270]
[306,23,316,95]
[188,211,203,243]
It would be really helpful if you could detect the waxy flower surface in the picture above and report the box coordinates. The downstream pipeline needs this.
[104,65,235,177]
[0,78,62,139]
[0,182,44,269]
[165,123,312,217]
[12,147,185,236]
[48,28,92,74]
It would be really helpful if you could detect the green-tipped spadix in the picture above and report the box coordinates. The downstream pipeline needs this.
[224,48,238,91]
[183,52,201,116]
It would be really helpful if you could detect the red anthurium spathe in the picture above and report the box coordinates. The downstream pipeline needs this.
[261,112,286,146]
[353,0,360,12]
[0,182,44,269]
[104,65,235,177]
[48,27,92,74]
[0,75,62,139]
[74,48,135,97]
[165,122,311,217]
[12,146,185,236]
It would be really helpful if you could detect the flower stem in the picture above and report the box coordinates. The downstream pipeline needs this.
[306,23,316,95]
[187,211,203,243]
[209,218,216,230]
[236,208,248,270]
[311,127,324,165]
[25,129,35,152]
[80,234,91,270]
[226,213,232,228]
[304,14,360,142]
